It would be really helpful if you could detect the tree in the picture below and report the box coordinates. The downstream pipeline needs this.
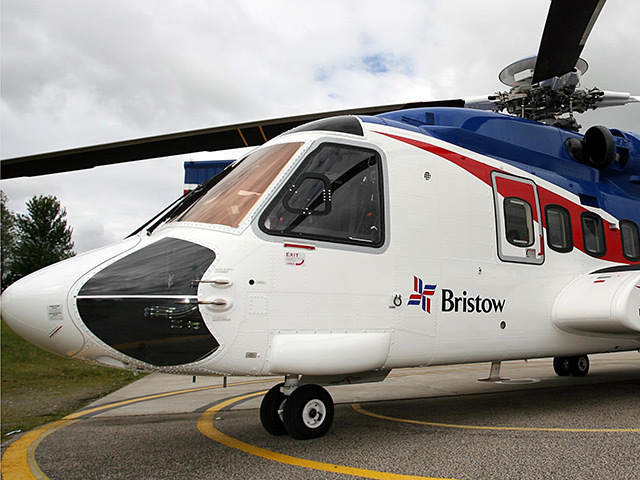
[9,195,75,284]
[1,191,17,290]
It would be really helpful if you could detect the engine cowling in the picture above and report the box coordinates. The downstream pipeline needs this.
[552,268,640,336]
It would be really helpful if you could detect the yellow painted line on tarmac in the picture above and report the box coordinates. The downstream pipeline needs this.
[197,391,458,480]
[352,404,640,433]
[1,419,79,480]
[1,378,277,480]
[5,359,638,479]
[3,368,463,480]
[65,377,275,420]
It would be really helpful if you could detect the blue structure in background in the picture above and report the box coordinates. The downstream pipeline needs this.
[183,160,233,194]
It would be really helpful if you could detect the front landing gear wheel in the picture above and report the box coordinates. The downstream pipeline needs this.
[283,384,334,440]
[260,383,287,436]
[568,355,589,377]
[553,357,571,376]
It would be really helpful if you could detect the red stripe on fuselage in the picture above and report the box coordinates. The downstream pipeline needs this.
[377,131,636,265]
[379,132,497,185]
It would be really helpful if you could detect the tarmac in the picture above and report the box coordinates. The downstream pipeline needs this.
[2,351,639,480]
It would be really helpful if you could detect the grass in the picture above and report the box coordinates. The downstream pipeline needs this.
[1,319,141,437]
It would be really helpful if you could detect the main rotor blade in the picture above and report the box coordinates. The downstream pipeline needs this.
[1,99,463,179]
[532,0,606,84]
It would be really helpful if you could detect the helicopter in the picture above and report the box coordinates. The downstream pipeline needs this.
[1,0,639,440]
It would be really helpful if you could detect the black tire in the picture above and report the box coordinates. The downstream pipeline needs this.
[553,357,571,376]
[568,355,589,377]
[283,384,334,440]
[260,383,287,436]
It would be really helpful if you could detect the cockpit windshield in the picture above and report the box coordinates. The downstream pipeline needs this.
[175,142,303,228]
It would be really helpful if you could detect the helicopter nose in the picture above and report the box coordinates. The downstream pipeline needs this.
[2,260,88,357]
[1,237,142,358]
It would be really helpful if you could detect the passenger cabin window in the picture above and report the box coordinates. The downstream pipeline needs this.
[620,220,640,261]
[260,143,384,246]
[581,212,605,257]
[545,205,573,253]
[504,197,533,247]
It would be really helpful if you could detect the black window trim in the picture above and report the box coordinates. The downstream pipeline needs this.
[619,219,640,261]
[544,204,573,253]
[580,212,606,258]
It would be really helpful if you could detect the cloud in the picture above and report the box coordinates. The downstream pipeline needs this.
[2,0,639,253]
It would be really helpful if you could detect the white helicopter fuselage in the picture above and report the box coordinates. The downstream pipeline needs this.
[3,110,639,383]
[5,0,639,442]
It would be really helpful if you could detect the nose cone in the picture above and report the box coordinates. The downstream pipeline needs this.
[1,237,141,357]
[2,260,88,356]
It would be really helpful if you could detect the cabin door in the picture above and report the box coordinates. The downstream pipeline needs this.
[491,172,544,265]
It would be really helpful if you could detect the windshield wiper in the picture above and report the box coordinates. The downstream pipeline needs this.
[128,161,238,237]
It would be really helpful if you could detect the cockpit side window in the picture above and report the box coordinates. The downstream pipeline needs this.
[260,142,384,247]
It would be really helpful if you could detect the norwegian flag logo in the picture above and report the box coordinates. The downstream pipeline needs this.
[408,276,437,313]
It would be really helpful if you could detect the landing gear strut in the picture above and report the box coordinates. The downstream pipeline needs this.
[260,378,334,439]
[553,355,589,377]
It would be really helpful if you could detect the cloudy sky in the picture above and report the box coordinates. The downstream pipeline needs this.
[2,0,639,253]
